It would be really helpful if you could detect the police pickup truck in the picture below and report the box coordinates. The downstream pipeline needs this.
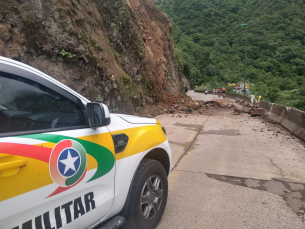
[0,56,172,229]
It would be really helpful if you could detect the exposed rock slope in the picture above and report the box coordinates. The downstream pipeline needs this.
[0,0,184,112]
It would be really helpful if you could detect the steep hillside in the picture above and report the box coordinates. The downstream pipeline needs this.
[0,0,184,113]
[156,0,305,110]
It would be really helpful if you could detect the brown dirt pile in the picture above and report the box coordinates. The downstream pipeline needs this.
[233,100,266,117]
[138,92,234,118]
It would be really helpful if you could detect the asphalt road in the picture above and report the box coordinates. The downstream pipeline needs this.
[156,91,305,229]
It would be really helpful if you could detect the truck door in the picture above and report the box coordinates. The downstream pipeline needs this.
[0,72,115,229]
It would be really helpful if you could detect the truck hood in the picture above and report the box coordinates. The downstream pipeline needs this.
[111,114,157,124]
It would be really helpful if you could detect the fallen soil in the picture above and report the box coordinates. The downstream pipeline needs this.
[134,91,236,118]
[134,91,270,122]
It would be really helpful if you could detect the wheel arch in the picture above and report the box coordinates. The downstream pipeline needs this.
[109,145,171,220]
[143,147,170,176]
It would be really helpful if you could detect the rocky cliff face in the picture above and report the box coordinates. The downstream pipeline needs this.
[0,0,184,112]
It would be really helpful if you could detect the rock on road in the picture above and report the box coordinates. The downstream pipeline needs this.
[156,91,305,229]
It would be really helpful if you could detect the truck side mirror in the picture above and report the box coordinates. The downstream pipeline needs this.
[87,103,111,128]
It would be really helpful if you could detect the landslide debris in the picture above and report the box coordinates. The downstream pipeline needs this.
[233,100,265,117]
[0,0,184,112]
[138,92,234,117]
[137,95,273,123]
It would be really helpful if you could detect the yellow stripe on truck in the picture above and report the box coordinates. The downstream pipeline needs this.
[112,124,166,161]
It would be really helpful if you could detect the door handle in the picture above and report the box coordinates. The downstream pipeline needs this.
[0,159,28,172]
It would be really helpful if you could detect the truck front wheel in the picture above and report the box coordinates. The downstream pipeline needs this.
[121,159,168,229]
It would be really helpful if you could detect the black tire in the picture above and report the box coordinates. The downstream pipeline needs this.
[120,159,168,229]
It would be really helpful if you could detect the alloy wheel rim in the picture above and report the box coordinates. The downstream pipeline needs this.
[140,175,163,220]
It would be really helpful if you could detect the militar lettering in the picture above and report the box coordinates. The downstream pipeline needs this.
[12,192,95,229]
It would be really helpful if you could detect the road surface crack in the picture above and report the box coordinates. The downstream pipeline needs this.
[174,169,207,174]
[270,159,284,177]
[206,173,305,221]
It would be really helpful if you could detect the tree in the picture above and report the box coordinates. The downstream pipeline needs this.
[155,0,305,110]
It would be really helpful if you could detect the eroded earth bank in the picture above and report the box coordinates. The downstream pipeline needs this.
[0,0,186,112]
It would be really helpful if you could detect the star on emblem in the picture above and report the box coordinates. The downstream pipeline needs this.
[59,150,79,175]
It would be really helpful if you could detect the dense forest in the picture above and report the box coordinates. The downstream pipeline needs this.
[155,0,305,110]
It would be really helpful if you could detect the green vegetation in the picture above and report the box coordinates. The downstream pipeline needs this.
[59,49,76,59]
[156,0,305,110]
